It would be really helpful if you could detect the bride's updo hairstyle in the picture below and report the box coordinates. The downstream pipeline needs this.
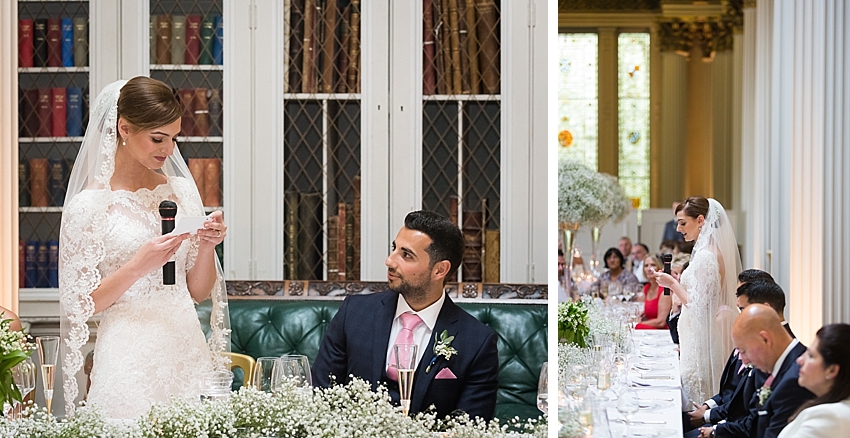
[676,196,709,220]
[117,76,181,132]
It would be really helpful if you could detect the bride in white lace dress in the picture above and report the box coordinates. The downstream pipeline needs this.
[654,197,741,404]
[59,78,230,419]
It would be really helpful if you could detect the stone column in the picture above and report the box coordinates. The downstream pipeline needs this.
[597,28,618,176]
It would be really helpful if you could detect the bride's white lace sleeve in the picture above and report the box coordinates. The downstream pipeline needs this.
[59,189,110,415]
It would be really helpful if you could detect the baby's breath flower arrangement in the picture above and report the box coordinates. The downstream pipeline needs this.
[557,301,589,347]
[557,159,631,228]
[0,316,34,406]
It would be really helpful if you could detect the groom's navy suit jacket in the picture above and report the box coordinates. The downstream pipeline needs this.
[312,291,500,421]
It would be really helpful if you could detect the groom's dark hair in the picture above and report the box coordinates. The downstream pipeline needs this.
[404,210,464,282]
[736,280,786,315]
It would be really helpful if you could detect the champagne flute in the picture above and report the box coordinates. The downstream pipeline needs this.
[536,362,548,415]
[393,344,417,416]
[35,336,59,415]
[253,357,278,392]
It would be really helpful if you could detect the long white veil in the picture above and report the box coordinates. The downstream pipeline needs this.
[58,79,230,416]
[691,198,742,356]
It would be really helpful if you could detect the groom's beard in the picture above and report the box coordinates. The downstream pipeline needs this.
[390,272,430,304]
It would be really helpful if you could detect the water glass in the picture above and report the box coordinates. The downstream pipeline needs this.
[252,357,278,392]
[537,362,548,415]
[616,389,640,436]
[200,370,233,402]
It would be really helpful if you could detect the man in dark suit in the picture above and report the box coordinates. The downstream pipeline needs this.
[661,201,685,245]
[724,305,813,438]
[312,210,499,421]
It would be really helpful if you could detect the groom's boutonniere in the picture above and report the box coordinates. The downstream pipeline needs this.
[425,330,457,373]
[757,384,772,406]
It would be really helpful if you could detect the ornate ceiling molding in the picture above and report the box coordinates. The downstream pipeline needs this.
[657,0,743,60]
[559,0,661,12]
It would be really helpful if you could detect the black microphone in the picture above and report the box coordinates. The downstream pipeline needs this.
[159,200,177,285]
[661,253,673,295]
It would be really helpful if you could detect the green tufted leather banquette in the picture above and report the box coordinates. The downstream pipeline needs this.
[197,298,546,422]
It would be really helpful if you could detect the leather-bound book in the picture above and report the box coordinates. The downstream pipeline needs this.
[212,15,223,65]
[345,202,354,280]
[465,0,479,94]
[36,242,49,288]
[19,19,34,68]
[19,240,25,288]
[171,15,186,64]
[29,158,49,207]
[435,0,450,94]
[48,157,67,206]
[484,229,499,283]
[184,15,202,64]
[21,89,39,137]
[289,0,305,93]
[208,89,222,137]
[475,0,499,94]
[187,158,206,206]
[178,89,196,136]
[336,5,350,93]
[352,175,361,280]
[337,202,347,280]
[347,0,361,93]
[149,16,156,64]
[448,0,462,95]
[47,240,59,288]
[155,15,172,65]
[327,215,339,281]
[301,0,318,93]
[457,0,470,94]
[61,18,74,66]
[19,160,29,206]
[284,191,299,280]
[66,87,83,137]
[461,210,483,282]
[204,158,222,207]
[193,88,210,137]
[33,19,48,67]
[447,195,458,282]
[423,0,436,95]
[321,0,337,93]
[284,0,292,93]
[298,192,322,280]
[73,17,88,67]
[199,17,215,65]
[24,241,38,288]
[46,18,62,67]
[50,87,67,137]
[36,88,52,138]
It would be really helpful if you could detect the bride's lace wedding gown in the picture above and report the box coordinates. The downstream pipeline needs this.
[65,177,214,419]
[678,249,727,403]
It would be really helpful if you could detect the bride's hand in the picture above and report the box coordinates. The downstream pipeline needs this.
[654,271,678,289]
[199,210,226,246]
[131,233,189,275]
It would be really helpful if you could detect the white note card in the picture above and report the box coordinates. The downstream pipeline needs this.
[170,216,210,235]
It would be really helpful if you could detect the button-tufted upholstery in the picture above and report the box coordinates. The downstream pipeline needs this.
[197,298,546,422]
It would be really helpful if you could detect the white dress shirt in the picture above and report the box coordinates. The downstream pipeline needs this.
[385,292,445,373]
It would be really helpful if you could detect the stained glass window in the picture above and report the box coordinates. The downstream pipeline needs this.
[557,33,598,169]
[617,33,650,209]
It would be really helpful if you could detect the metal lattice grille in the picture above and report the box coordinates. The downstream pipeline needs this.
[18,1,90,289]
[422,0,501,283]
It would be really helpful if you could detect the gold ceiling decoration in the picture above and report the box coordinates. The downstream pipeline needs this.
[558,0,661,13]
[657,0,744,60]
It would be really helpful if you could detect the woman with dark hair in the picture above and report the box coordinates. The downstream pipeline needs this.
[778,323,850,437]
[59,77,230,418]
[595,247,639,294]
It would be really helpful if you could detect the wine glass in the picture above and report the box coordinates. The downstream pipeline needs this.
[11,358,36,417]
[35,336,59,415]
[616,388,640,437]
[537,362,548,415]
[274,354,312,396]
[252,357,278,392]
[392,344,417,416]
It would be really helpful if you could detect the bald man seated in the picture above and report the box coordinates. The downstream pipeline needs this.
[732,304,814,438]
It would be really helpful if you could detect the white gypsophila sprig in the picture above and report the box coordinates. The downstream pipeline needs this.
[557,408,584,438]
[557,159,631,228]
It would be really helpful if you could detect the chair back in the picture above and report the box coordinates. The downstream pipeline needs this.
[223,352,255,388]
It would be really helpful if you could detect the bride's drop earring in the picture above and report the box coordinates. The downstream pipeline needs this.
[122,139,126,146]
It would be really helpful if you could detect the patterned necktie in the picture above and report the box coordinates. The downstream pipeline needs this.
[387,312,423,381]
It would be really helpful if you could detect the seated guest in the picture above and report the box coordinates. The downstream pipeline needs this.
[630,243,650,283]
[0,305,22,332]
[666,255,690,344]
[595,248,639,296]
[779,323,850,438]
[635,254,671,330]
[312,211,499,421]
[736,268,775,286]
[690,279,791,437]
[728,304,815,438]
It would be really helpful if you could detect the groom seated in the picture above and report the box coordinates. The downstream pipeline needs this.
[312,210,499,421]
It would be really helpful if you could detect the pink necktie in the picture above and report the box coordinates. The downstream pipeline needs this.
[763,374,775,388]
[387,312,423,381]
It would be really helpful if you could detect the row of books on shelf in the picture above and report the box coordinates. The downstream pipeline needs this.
[453,197,500,283]
[286,0,361,94]
[19,87,86,138]
[18,17,88,68]
[151,14,223,65]
[187,158,223,207]
[19,240,59,289]
[178,88,222,137]
[423,0,500,95]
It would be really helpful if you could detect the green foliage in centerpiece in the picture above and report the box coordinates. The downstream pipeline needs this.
[557,160,631,228]
[0,316,34,407]
[557,301,589,347]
